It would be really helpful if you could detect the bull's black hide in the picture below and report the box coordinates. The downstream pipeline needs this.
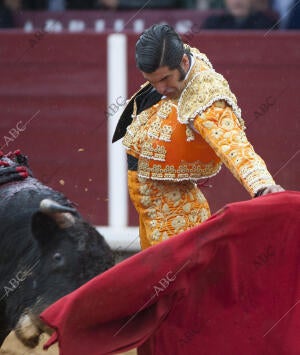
[0,152,115,347]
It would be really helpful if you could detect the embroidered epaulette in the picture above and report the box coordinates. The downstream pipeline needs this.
[178,69,245,130]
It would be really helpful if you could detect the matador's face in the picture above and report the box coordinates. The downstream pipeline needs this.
[141,54,190,99]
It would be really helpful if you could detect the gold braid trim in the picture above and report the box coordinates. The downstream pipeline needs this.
[137,158,222,182]
[178,68,245,130]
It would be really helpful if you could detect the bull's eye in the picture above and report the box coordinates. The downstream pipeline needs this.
[53,252,64,266]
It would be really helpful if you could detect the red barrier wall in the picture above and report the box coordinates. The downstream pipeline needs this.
[0,32,299,226]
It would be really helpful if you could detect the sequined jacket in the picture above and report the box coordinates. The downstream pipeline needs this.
[114,46,275,197]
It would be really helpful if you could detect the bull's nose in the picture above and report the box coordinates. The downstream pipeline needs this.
[15,314,41,348]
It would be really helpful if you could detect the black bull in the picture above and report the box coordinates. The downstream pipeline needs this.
[0,156,115,348]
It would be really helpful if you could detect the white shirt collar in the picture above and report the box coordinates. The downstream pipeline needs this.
[185,53,195,79]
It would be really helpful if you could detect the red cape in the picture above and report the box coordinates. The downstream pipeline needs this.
[41,191,300,355]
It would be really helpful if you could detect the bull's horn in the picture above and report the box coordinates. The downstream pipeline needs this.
[39,199,76,229]
[40,199,76,214]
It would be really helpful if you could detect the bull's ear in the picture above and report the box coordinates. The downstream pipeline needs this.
[31,211,59,246]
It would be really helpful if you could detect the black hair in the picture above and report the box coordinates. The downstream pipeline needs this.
[136,24,189,73]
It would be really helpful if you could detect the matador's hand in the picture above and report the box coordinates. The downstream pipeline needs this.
[260,184,285,195]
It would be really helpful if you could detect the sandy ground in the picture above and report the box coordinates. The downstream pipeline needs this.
[0,332,137,355]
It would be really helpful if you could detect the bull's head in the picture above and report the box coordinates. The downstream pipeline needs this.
[15,198,114,347]
[14,199,77,347]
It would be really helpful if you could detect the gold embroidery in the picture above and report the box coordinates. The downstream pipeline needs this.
[157,100,173,119]
[152,164,163,179]
[171,216,186,233]
[178,49,245,130]
[148,117,161,139]
[123,104,156,153]
[140,143,167,162]
[140,142,153,159]
[127,170,211,248]
[164,165,177,180]
[186,126,195,141]
[138,109,151,125]
[154,145,167,161]
[138,158,222,181]
[193,103,275,197]
[159,125,173,142]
